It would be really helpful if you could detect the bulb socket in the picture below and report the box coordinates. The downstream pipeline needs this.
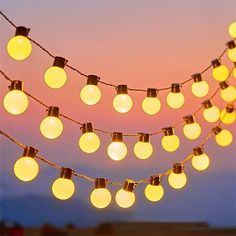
[123,179,135,192]
[219,81,229,90]
[226,104,234,113]
[81,123,93,133]
[202,100,213,109]
[147,88,157,97]
[192,73,202,82]
[9,80,23,91]
[138,133,150,142]
[183,115,195,124]
[116,85,128,94]
[211,59,221,68]
[60,168,73,179]
[226,40,236,49]
[23,146,38,158]
[162,127,174,136]
[212,126,222,135]
[171,83,181,93]
[87,75,99,85]
[234,62,236,67]
[193,146,204,156]
[53,57,67,68]
[47,106,60,117]
[15,26,30,37]
[173,163,184,174]
[150,175,161,186]
[112,132,123,142]
[95,178,108,189]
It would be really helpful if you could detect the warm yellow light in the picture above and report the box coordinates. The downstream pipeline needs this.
[115,189,135,208]
[166,92,185,109]
[80,85,101,105]
[14,157,39,182]
[220,107,236,125]
[113,94,133,113]
[161,135,180,152]
[52,178,75,200]
[183,123,201,140]
[107,142,127,161]
[79,132,100,153]
[192,153,210,171]
[90,188,112,209]
[212,65,229,82]
[228,48,236,62]
[3,90,29,115]
[228,22,236,38]
[220,85,236,103]
[203,106,220,123]
[134,141,153,160]
[215,129,233,147]
[144,184,164,202]
[168,172,187,189]
[142,97,161,115]
[233,67,236,79]
[191,81,209,98]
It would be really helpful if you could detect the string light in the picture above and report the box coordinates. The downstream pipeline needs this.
[44,57,67,89]
[220,104,236,124]
[219,81,236,103]
[168,163,187,190]
[183,115,201,140]
[191,146,210,171]
[191,73,209,98]
[79,123,100,153]
[52,168,75,200]
[90,178,112,209]
[142,88,161,115]
[228,22,236,38]
[211,59,229,82]
[134,133,153,160]
[7,26,32,60]
[226,41,236,62]
[40,106,64,139]
[212,126,233,147]
[233,63,236,79]
[166,83,185,109]
[3,80,29,115]
[161,127,180,152]
[202,100,220,123]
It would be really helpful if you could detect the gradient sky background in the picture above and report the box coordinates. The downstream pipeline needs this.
[0,0,236,228]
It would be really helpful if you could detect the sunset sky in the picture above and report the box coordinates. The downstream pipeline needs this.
[0,0,236,228]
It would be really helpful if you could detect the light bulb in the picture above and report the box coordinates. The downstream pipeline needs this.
[113,85,133,113]
[107,132,127,161]
[219,81,236,103]
[191,73,209,98]
[202,100,220,123]
[228,22,236,38]
[115,179,136,208]
[44,57,67,89]
[233,64,236,79]
[90,178,112,209]
[3,80,29,115]
[78,123,100,153]
[161,127,180,152]
[7,26,32,60]
[80,75,101,105]
[144,175,164,202]
[14,147,39,182]
[220,104,236,125]
[191,146,210,171]
[40,106,63,139]
[134,133,153,160]
[211,59,229,82]
[183,115,201,140]
[52,168,75,200]
[142,88,161,115]
[212,126,233,147]
[166,83,185,109]
[227,41,236,62]
[168,163,187,189]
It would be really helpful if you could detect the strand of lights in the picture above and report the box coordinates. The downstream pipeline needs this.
[1,11,235,114]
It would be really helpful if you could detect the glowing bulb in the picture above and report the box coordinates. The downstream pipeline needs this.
[228,22,236,38]
[113,85,133,113]
[212,126,233,147]
[219,82,236,103]
[134,133,153,160]
[40,106,63,139]
[44,57,67,89]
[211,59,229,82]
[183,115,201,140]
[166,83,185,109]
[115,180,136,208]
[80,75,101,105]
[7,26,32,60]
[220,104,236,125]
[161,127,180,152]
[233,66,236,79]
[168,163,187,190]
[14,147,39,182]
[144,176,164,202]
[107,132,127,161]
[142,88,161,115]
[90,178,112,209]
[191,74,209,97]
[202,100,220,123]
[78,123,100,153]
[3,80,29,115]
[227,41,236,62]
[191,146,210,171]
[52,168,75,200]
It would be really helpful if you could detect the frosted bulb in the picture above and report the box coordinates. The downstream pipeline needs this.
[203,106,220,123]
[142,97,161,115]
[161,135,180,152]
[228,48,236,62]
[52,178,75,200]
[79,132,100,153]
[107,142,127,161]
[90,188,112,209]
[215,129,233,147]
[192,153,210,171]
[115,189,135,208]
[220,108,236,125]
[80,85,101,105]
[183,123,201,140]
[113,94,133,113]
[220,85,236,103]
[191,81,209,98]
[168,172,187,189]
[166,92,185,109]
[228,22,236,38]
[144,184,164,202]
[134,141,153,160]
[212,65,229,82]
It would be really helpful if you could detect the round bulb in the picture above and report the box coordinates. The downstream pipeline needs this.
[183,123,201,140]
[115,189,135,208]
[144,184,164,202]
[142,97,161,115]
[52,178,75,200]
[220,85,236,103]
[220,108,236,125]
[212,65,229,81]
[168,172,187,189]
[44,66,67,89]
[161,135,180,152]
[90,188,112,209]
[192,153,210,171]
[215,129,233,147]
[79,132,100,153]
[228,48,236,62]
[14,157,39,182]
[233,68,236,80]
[228,22,236,38]
[3,90,29,115]
[203,106,220,123]
[40,116,63,139]
[80,85,101,105]
[191,81,209,98]
[134,141,153,160]
[166,92,185,109]
[7,35,32,60]
[113,94,133,113]
[107,142,127,161]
